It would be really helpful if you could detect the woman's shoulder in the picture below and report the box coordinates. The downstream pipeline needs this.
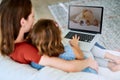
[13,41,38,57]
[15,41,37,51]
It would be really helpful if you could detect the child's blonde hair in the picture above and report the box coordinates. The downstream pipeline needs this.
[28,19,64,57]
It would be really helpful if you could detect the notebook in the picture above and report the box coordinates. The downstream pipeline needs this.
[64,5,104,51]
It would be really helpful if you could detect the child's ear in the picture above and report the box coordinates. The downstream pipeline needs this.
[20,18,26,27]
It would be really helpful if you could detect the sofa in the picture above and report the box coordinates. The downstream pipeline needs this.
[0,53,120,80]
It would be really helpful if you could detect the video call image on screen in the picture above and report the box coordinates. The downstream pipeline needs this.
[69,6,103,32]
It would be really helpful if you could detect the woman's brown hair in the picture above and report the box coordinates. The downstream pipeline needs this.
[28,19,64,57]
[0,0,32,55]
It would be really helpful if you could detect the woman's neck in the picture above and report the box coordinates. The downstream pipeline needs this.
[14,30,25,43]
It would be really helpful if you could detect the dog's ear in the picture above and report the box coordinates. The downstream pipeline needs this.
[93,19,99,26]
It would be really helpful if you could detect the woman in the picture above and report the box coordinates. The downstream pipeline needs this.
[0,0,98,72]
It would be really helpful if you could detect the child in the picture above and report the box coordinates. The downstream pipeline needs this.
[27,19,98,74]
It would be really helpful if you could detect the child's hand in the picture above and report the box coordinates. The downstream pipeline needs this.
[69,34,80,47]
[69,35,79,47]
[69,35,84,60]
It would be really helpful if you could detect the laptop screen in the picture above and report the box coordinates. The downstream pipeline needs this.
[68,5,104,34]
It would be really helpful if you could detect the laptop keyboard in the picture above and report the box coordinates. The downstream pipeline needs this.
[65,32,95,42]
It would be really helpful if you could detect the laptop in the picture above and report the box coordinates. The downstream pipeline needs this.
[64,5,104,51]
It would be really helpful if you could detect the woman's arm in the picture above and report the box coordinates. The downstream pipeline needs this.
[39,55,98,72]
[69,35,84,60]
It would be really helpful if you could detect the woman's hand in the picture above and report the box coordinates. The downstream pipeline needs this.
[87,57,99,72]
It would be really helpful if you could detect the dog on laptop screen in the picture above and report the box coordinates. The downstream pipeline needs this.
[72,9,99,27]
